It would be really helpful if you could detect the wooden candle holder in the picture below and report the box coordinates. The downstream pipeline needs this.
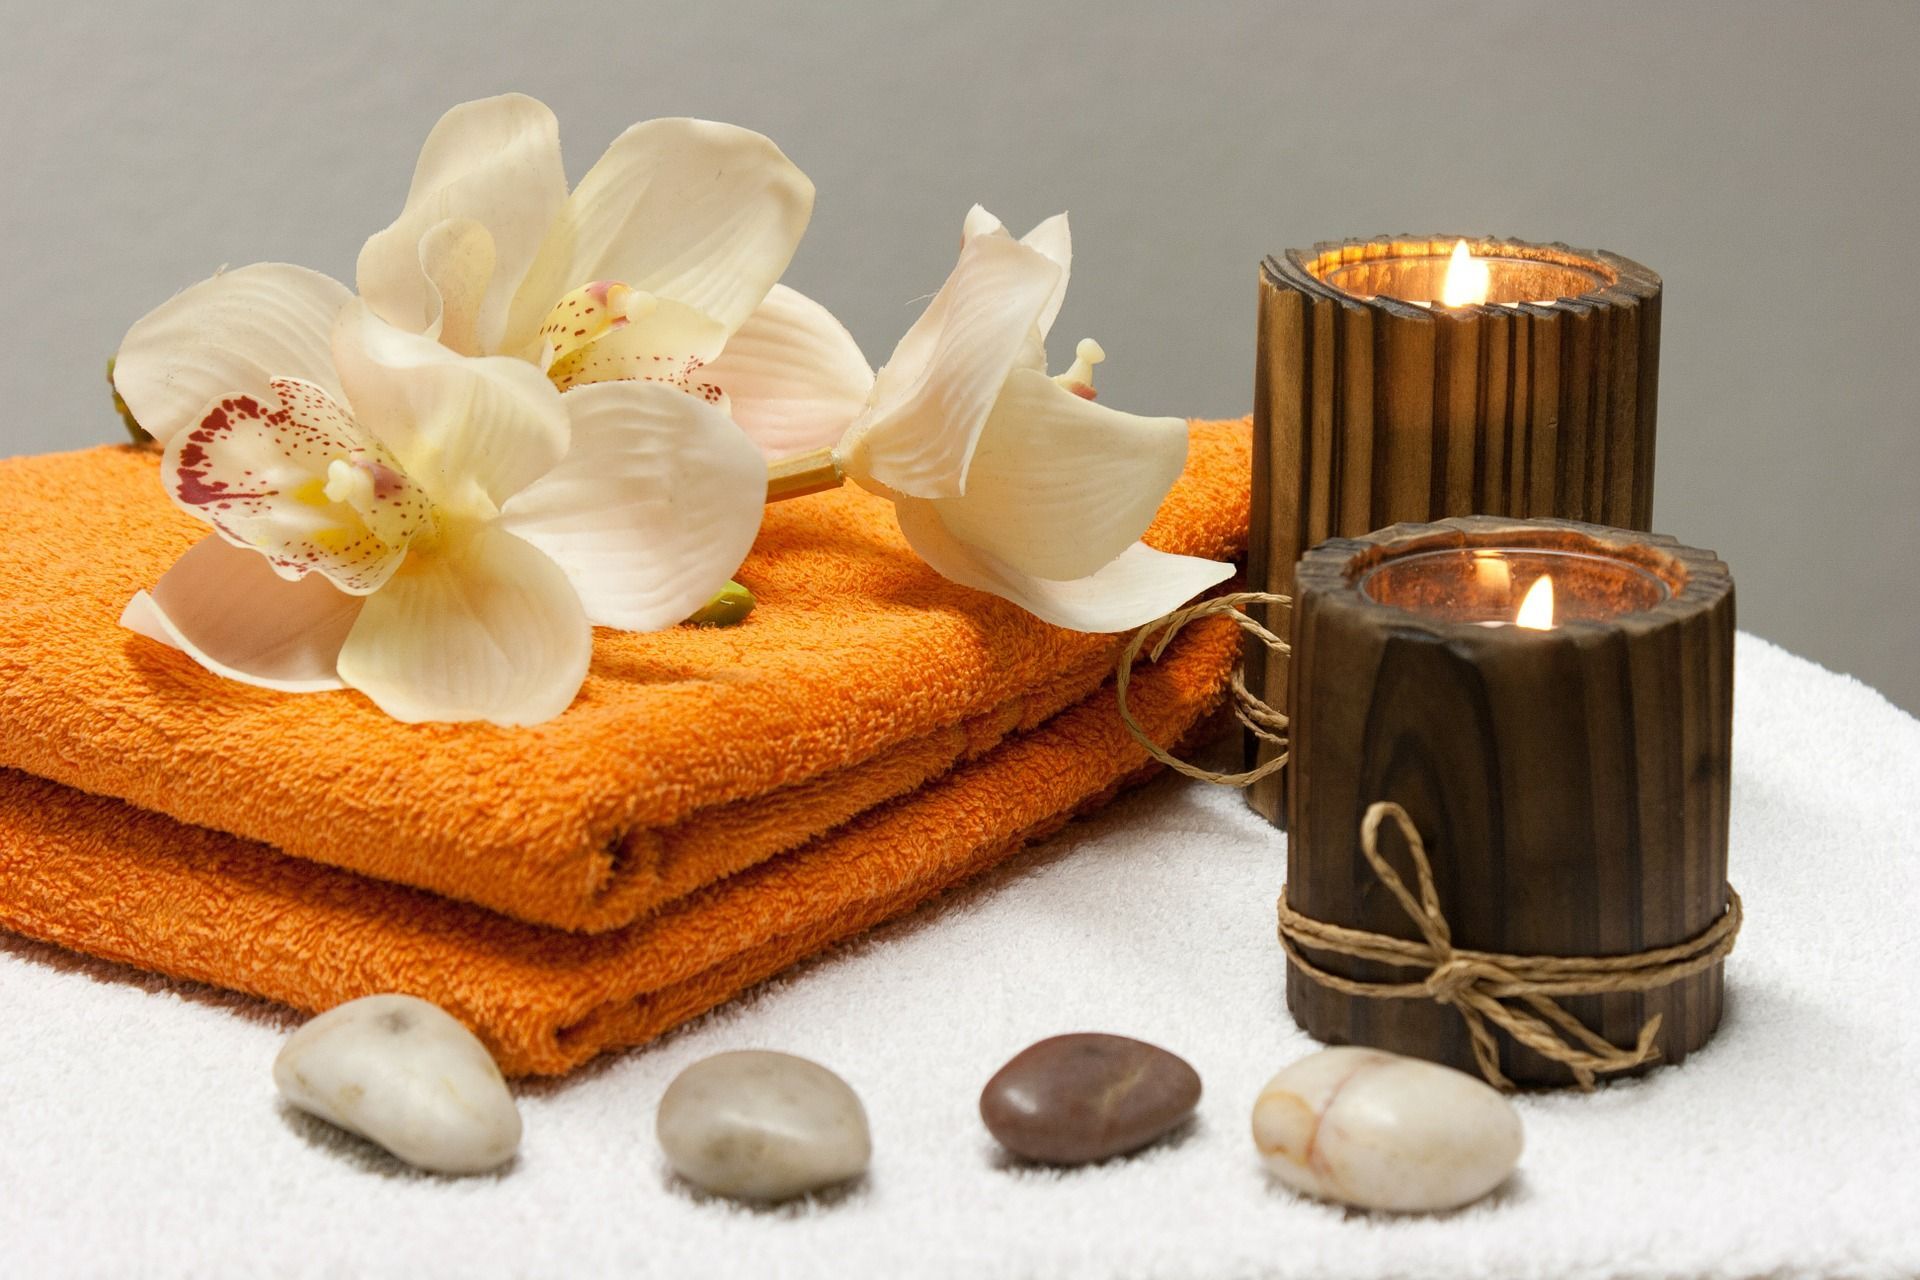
[1244,236,1662,821]
[1285,516,1733,1088]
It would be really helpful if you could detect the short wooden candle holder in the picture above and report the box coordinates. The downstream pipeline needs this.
[1284,516,1733,1088]
[1244,236,1663,821]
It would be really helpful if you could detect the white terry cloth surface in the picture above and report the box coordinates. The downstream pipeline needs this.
[1,633,1916,1280]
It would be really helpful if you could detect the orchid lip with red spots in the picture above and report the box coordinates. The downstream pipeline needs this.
[163,379,428,595]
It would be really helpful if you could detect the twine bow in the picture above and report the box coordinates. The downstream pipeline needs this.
[1117,594,1744,1093]
[1279,802,1743,1090]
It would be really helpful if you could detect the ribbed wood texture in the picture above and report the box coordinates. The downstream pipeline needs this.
[1244,237,1662,822]
[1284,517,1732,1088]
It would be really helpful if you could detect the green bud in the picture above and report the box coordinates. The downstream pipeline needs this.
[106,357,153,445]
[687,579,756,627]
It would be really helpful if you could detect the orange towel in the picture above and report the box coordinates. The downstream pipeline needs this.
[0,606,1237,1075]
[0,420,1250,932]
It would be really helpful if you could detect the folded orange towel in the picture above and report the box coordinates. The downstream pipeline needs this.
[0,420,1250,932]
[0,609,1236,1075]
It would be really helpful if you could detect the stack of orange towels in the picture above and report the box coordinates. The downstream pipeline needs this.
[0,418,1251,1075]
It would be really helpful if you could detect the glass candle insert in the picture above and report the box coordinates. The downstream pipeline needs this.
[1305,239,1616,308]
[1359,547,1671,627]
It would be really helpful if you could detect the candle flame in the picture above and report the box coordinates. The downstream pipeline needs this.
[1515,574,1556,630]
[1440,239,1491,307]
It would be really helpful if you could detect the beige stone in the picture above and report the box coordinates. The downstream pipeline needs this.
[274,994,521,1176]
[1252,1047,1521,1212]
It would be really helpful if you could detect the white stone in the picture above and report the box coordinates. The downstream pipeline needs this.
[1251,1047,1522,1212]
[657,1050,871,1201]
[273,994,522,1176]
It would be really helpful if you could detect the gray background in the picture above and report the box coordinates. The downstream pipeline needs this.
[4,0,1914,712]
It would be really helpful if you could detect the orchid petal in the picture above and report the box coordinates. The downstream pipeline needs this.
[331,301,568,516]
[500,380,766,631]
[961,203,1005,241]
[837,232,1061,500]
[543,294,730,400]
[113,264,353,444]
[895,500,1234,633]
[357,93,566,354]
[699,284,872,456]
[334,524,590,726]
[161,379,427,594]
[504,118,812,351]
[960,206,1071,339]
[930,368,1186,581]
[1017,213,1071,338]
[121,534,362,691]
[414,217,496,356]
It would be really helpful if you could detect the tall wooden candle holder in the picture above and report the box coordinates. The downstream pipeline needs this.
[1284,516,1734,1088]
[1244,236,1663,821]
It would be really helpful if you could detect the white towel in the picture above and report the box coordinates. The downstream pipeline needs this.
[1,633,1915,1279]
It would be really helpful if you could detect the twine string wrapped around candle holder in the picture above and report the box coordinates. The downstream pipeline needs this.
[1115,592,1293,788]
[1279,802,1743,1091]
[1116,594,1745,1092]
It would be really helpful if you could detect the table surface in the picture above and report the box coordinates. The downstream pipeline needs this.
[2,634,1916,1280]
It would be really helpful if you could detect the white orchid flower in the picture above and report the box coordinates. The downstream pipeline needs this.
[766,206,1233,633]
[355,93,872,457]
[113,273,764,725]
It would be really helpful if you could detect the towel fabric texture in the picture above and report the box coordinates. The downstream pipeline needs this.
[2,634,1915,1280]
[0,420,1247,932]
[0,419,1249,1073]
[0,616,1232,1075]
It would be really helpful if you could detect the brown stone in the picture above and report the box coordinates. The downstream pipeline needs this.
[979,1033,1201,1165]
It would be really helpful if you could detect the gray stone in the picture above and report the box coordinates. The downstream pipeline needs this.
[273,993,521,1175]
[980,1033,1201,1165]
[656,1050,871,1201]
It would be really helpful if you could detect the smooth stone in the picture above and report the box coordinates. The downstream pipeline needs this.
[1251,1047,1522,1212]
[980,1033,1202,1165]
[656,1050,871,1201]
[273,994,521,1176]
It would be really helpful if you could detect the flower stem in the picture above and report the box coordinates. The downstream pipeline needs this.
[766,446,844,503]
